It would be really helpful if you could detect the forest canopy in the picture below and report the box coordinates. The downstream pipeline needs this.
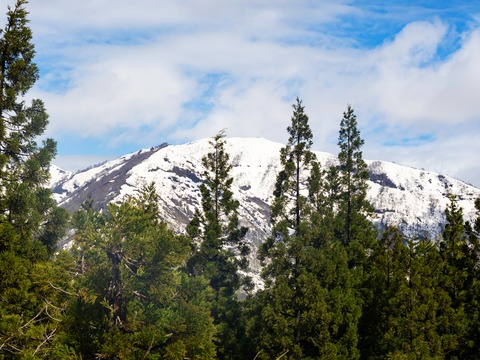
[0,1,479,359]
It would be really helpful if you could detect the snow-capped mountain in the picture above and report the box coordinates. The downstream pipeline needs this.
[51,137,480,246]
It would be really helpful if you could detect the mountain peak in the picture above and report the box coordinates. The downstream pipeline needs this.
[51,137,480,240]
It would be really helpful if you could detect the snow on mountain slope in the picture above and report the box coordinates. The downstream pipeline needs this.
[49,165,72,190]
[52,137,480,243]
[367,159,478,237]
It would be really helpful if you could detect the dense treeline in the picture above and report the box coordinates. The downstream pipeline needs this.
[1,1,479,359]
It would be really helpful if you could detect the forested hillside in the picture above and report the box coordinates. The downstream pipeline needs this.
[1,1,479,359]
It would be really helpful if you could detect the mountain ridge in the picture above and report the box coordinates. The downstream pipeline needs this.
[51,137,480,241]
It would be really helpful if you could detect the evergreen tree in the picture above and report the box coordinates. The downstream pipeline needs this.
[257,98,317,357]
[0,1,68,357]
[250,99,361,359]
[385,236,465,358]
[358,226,465,359]
[359,196,480,359]
[462,197,480,358]
[186,130,250,358]
[358,225,407,359]
[270,97,317,232]
[253,226,361,359]
[59,185,216,359]
[440,194,469,305]
[335,104,376,285]
[336,104,373,246]
[0,0,64,249]
[440,195,480,358]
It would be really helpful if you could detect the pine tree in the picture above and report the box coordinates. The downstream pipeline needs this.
[335,105,375,276]
[60,185,216,359]
[250,100,362,359]
[440,195,480,358]
[383,236,466,358]
[355,216,471,360]
[252,228,361,359]
[258,98,317,358]
[0,0,64,249]
[258,98,317,356]
[270,97,317,232]
[336,105,373,245]
[440,194,469,305]
[462,197,480,358]
[186,130,250,358]
[358,225,407,358]
[358,226,465,358]
[0,1,68,357]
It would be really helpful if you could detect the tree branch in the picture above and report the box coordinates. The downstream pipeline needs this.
[48,281,75,295]
[33,327,57,356]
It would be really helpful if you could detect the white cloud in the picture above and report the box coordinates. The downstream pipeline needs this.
[38,49,197,136]
[20,0,480,187]
[366,22,480,127]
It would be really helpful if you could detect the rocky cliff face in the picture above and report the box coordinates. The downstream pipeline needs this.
[51,137,480,267]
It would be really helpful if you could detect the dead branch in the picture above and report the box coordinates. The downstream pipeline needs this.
[48,281,75,295]
[33,327,57,356]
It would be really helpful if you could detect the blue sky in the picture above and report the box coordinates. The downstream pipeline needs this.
[12,0,480,186]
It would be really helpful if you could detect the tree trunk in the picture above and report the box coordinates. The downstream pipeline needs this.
[107,248,123,327]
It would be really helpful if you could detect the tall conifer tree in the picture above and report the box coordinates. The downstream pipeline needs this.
[257,98,318,358]
[440,195,480,358]
[0,1,68,356]
[335,104,375,280]
[0,0,60,242]
[252,99,361,359]
[186,130,250,358]
[440,195,468,304]
[462,197,480,358]
[270,97,316,232]
[336,105,372,246]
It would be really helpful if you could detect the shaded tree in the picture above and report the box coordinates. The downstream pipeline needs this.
[335,104,376,283]
[0,1,68,357]
[59,185,216,359]
[0,0,64,248]
[358,225,407,358]
[250,99,361,359]
[186,130,250,358]
[440,195,480,358]
[440,194,469,304]
[270,97,317,232]
[336,105,373,246]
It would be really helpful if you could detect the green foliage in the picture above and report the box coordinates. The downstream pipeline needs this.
[253,99,363,359]
[271,97,317,232]
[336,105,374,247]
[0,1,58,235]
[187,130,249,286]
[0,246,75,358]
[440,194,469,304]
[359,226,406,358]
[462,197,480,358]
[252,237,361,359]
[2,5,479,355]
[360,226,466,359]
[0,0,67,250]
[0,2,68,357]
[187,130,251,358]
[386,237,465,358]
[60,184,216,359]
[439,195,480,358]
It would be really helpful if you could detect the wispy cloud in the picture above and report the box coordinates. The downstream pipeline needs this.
[19,0,480,186]
[384,134,436,147]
